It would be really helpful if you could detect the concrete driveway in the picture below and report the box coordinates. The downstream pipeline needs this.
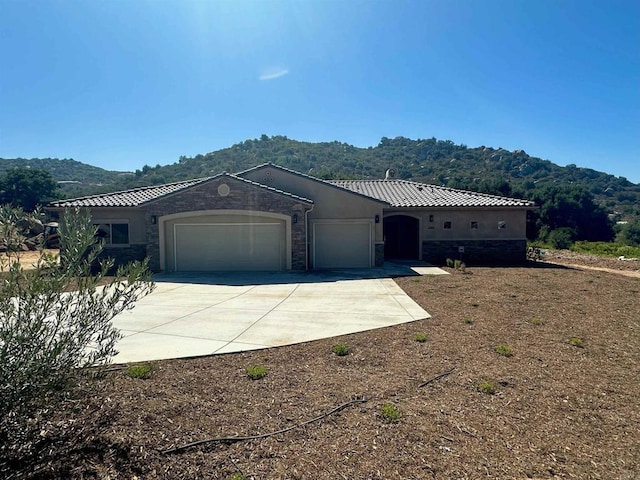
[112,264,444,363]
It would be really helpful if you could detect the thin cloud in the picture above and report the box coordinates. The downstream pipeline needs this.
[259,68,289,81]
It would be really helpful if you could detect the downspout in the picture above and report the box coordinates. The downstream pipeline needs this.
[305,204,315,270]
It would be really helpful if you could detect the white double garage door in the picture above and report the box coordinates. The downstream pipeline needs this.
[169,217,371,272]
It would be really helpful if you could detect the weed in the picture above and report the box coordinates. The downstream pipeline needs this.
[570,337,584,348]
[478,380,497,394]
[332,343,350,356]
[530,317,543,326]
[380,403,401,423]
[411,277,421,283]
[454,259,462,270]
[495,344,513,357]
[228,473,244,480]
[414,332,428,343]
[446,258,454,268]
[464,317,474,324]
[246,364,268,380]
[125,363,155,379]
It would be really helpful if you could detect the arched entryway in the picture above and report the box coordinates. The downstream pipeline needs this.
[383,215,420,260]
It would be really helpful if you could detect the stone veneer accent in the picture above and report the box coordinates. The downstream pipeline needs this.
[97,244,147,270]
[422,239,527,266]
[142,176,311,272]
[374,242,385,267]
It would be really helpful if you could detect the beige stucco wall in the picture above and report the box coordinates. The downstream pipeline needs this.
[83,208,147,244]
[240,166,386,242]
[385,207,528,242]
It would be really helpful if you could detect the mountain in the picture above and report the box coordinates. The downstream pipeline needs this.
[1,135,638,218]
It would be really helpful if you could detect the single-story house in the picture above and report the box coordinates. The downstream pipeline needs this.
[48,163,536,271]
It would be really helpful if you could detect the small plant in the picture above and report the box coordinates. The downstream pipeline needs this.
[495,344,513,357]
[478,380,497,394]
[464,317,474,324]
[414,332,428,343]
[446,258,454,268]
[569,337,584,348]
[228,473,244,480]
[454,259,462,270]
[380,403,401,423]
[411,277,421,283]
[332,342,350,356]
[125,363,155,379]
[246,364,268,380]
[530,317,543,326]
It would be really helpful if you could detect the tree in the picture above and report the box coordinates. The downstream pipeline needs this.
[530,185,614,243]
[616,217,640,246]
[0,206,154,452]
[0,167,60,211]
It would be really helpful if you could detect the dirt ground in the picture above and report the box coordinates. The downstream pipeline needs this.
[1,249,59,270]
[2,253,639,479]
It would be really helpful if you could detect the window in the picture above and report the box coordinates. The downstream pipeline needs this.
[95,222,129,244]
[470,221,479,230]
[443,221,452,229]
[498,221,507,230]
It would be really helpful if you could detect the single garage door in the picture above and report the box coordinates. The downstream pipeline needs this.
[174,223,284,271]
[314,222,371,269]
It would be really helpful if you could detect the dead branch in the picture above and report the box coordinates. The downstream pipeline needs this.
[162,397,368,455]
[418,368,455,388]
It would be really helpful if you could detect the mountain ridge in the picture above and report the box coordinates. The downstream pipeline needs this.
[1,135,638,218]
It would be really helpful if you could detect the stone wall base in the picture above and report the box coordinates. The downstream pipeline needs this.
[99,245,148,270]
[422,239,527,266]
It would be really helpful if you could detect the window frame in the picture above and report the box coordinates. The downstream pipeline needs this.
[93,220,130,246]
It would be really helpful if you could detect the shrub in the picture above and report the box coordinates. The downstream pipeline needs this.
[569,337,584,348]
[446,258,454,268]
[495,344,514,357]
[246,364,268,380]
[380,403,401,423]
[548,227,576,250]
[414,332,428,343]
[0,207,154,427]
[332,343,350,356]
[126,363,155,379]
[478,380,497,394]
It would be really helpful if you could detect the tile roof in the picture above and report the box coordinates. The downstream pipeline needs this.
[330,180,535,208]
[49,173,313,208]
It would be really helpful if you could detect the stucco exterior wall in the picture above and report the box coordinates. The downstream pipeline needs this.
[384,207,529,265]
[240,166,386,242]
[85,208,147,243]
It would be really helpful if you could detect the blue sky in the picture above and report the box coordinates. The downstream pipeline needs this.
[1,0,639,182]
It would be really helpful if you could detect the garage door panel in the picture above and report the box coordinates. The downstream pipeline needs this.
[314,222,371,269]
[175,223,283,271]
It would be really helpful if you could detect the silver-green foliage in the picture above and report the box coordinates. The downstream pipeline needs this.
[0,207,155,420]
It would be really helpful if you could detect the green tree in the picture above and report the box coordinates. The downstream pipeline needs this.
[0,167,60,211]
[530,185,613,243]
[0,206,154,458]
[616,217,640,246]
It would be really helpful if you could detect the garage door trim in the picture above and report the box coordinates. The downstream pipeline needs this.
[158,210,292,271]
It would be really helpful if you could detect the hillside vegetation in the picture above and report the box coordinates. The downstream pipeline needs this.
[2,135,638,245]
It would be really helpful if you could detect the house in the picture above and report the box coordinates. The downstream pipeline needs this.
[48,163,535,271]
